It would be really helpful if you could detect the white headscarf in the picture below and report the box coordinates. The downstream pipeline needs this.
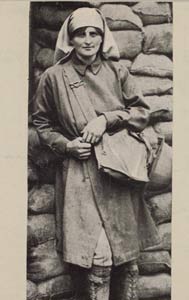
[54,7,120,64]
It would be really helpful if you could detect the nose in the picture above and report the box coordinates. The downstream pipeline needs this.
[84,34,92,45]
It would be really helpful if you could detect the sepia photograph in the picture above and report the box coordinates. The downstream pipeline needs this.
[27,1,173,300]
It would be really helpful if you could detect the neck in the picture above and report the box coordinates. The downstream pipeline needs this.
[75,53,97,65]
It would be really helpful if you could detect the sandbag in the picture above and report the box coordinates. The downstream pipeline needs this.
[143,24,172,55]
[28,240,68,282]
[112,31,143,59]
[138,251,171,274]
[146,223,171,252]
[134,75,173,96]
[147,142,172,192]
[36,48,54,70]
[37,275,73,299]
[153,122,172,146]
[119,59,132,70]
[32,4,74,30]
[38,165,57,184]
[33,28,58,49]
[149,110,172,125]
[144,95,172,115]
[28,159,39,184]
[27,280,38,300]
[100,4,143,31]
[131,53,173,78]
[27,214,56,247]
[32,68,44,95]
[28,126,59,168]
[147,192,172,225]
[32,43,41,64]
[144,183,172,200]
[28,184,55,214]
[138,273,171,299]
[132,2,172,26]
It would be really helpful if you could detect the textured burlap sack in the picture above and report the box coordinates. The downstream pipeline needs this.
[36,48,54,70]
[112,31,143,59]
[100,4,143,30]
[131,53,173,78]
[143,24,172,55]
[147,192,172,225]
[32,68,44,95]
[32,43,41,64]
[119,59,132,70]
[147,223,171,251]
[33,28,58,49]
[32,4,74,30]
[145,182,172,200]
[27,214,56,247]
[134,75,173,96]
[28,240,68,282]
[28,126,57,184]
[28,126,59,169]
[27,280,38,300]
[149,110,172,125]
[144,95,172,115]
[147,142,172,191]
[138,251,171,274]
[28,159,39,184]
[153,122,172,146]
[138,273,171,299]
[132,2,172,25]
[28,184,55,214]
[37,275,73,299]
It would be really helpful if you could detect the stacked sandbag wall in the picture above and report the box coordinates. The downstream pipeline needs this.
[28,1,173,300]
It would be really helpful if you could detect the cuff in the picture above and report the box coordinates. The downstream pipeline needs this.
[102,111,130,129]
[50,135,70,156]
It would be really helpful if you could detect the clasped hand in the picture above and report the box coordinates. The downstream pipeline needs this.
[66,116,107,160]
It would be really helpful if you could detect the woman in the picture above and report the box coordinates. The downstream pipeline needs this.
[33,7,160,300]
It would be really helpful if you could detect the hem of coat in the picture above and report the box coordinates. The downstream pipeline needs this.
[62,256,93,269]
[140,235,162,251]
[57,249,141,269]
[113,249,140,267]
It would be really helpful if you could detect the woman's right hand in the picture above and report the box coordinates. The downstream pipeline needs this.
[66,137,91,160]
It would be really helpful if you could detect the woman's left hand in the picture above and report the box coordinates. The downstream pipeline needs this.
[82,115,107,144]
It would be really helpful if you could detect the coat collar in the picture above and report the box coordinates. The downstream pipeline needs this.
[71,51,102,76]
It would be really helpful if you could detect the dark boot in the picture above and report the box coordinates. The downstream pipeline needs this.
[85,265,112,300]
[69,264,87,300]
[110,260,139,300]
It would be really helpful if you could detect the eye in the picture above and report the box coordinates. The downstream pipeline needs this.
[90,32,98,37]
[77,32,85,38]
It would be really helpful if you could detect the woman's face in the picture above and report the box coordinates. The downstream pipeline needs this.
[70,27,103,60]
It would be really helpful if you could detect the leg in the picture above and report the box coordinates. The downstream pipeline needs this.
[70,228,112,300]
[85,228,112,300]
[110,260,139,300]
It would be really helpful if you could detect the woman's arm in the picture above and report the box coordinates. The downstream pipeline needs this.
[81,66,150,144]
[33,70,91,160]
[32,71,70,157]
[102,66,150,133]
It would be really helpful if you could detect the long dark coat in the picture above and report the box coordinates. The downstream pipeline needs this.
[33,53,160,268]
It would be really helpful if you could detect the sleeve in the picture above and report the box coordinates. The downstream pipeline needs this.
[102,65,150,132]
[32,71,70,157]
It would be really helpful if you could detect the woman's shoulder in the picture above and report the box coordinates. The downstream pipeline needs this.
[41,57,71,78]
[102,58,130,78]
